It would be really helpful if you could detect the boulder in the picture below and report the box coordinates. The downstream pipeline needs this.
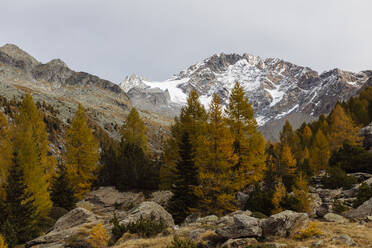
[119,201,174,227]
[81,187,145,211]
[311,240,324,247]
[323,213,349,224]
[148,190,173,207]
[261,210,309,238]
[346,196,372,219]
[309,193,322,218]
[196,215,219,225]
[221,238,258,248]
[52,207,97,232]
[332,234,357,246]
[216,214,262,239]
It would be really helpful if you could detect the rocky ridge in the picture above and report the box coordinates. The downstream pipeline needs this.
[120,53,372,141]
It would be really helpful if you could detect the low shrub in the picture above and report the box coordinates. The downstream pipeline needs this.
[88,223,109,248]
[321,166,357,189]
[294,222,322,240]
[244,185,274,216]
[166,236,197,248]
[353,182,372,208]
[333,200,349,214]
[111,213,166,242]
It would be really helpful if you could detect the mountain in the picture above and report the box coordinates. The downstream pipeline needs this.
[0,44,371,145]
[120,53,372,140]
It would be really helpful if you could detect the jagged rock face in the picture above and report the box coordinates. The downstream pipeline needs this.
[120,53,371,141]
[0,43,131,143]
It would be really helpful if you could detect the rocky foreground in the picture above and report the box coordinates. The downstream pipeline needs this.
[26,176,372,248]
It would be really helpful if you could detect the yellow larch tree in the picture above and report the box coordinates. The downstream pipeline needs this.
[160,90,207,189]
[328,104,362,151]
[309,130,330,173]
[64,104,99,200]
[292,172,312,213]
[280,144,297,176]
[194,93,238,216]
[121,107,148,153]
[226,82,266,189]
[13,94,54,219]
[272,180,286,214]
[0,112,13,199]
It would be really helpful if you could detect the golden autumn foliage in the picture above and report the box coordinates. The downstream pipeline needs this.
[160,90,207,190]
[121,107,148,153]
[280,144,297,176]
[272,180,286,214]
[328,104,362,151]
[194,94,238,215]
[0,112,12,199]
[65,104,99,200]
[226,82,266,188]
[88,223,109,248]
[13,94,53,218]
[301,125,312,148]
[0,235,7,248]
[292,172,312,213]
[309,130,330,173]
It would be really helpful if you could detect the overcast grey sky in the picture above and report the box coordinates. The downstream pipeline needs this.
[0,0,371,83]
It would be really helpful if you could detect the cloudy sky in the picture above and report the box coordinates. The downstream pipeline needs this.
[0,0,371,83]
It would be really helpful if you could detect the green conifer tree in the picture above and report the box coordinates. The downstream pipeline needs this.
[168,132,199,224]
[50,163,77,211]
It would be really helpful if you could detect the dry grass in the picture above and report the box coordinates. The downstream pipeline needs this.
[274,220,372,248]
[112,221,372,248]
[113,236,174,248]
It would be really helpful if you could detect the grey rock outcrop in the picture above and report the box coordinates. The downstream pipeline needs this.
[323,213,349,224]
[346,196,372,219]
[119,201,175,227]
[261,210,309,238]
[216,214,262,239]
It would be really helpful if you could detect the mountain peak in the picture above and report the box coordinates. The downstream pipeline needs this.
[0,43,39,66]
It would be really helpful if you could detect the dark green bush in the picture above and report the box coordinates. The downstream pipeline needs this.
[333,200,349,214]
[111,213,166,242]
[329,143,372,173]
[244,185,274,216]
[166,236,197,248]
[353,182,372,208]
[321,166,357,189]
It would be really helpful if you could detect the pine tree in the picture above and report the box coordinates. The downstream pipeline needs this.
[121,107,148,153]
[117,108,157,191]
[2,156,38,246]
[226,82,266,189]
[309,130,330,173]
[194,94,238,216]
[13,94,53,219]
[168,132,199,224]
[64,104,99,200]
[328,104,362,151]
[0,112,12,199]
[50,163,77,211]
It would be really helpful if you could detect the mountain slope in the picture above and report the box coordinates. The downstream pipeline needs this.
[120,53,371,140]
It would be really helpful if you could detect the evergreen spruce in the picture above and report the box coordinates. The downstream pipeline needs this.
[1,155,38,246]
[50,163,77,211]
[168,132,199,224]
